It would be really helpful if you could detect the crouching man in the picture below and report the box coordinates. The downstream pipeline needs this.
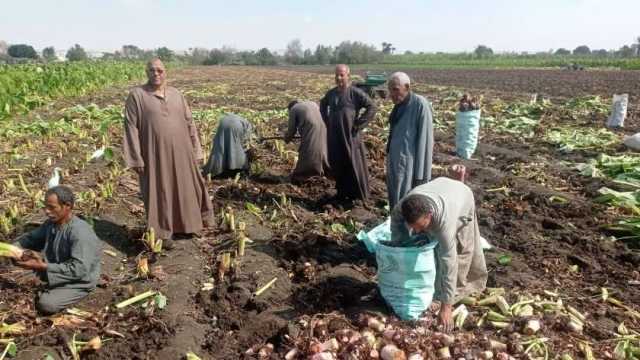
[390,176,487,332]
[15,186,101,314]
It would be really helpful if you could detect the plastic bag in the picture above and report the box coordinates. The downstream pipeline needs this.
[607,94,628,128]
[357,220,438,320]
[455,109,482,159]
[624,133,640,151]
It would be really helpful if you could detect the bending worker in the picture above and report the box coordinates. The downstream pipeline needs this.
[202,113,253,178]
[390,173,487,332]
[285,100,330,183]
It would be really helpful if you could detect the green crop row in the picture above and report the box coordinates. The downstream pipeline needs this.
[0,61,144,120]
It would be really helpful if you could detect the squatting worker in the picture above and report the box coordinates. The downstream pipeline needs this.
[123,58,214,248]
[320,64,376,202]
[386,72,434,208]
[390,175,488,332]
[285,100,330,183]
[15,186,101,314]
[202,113,253,178]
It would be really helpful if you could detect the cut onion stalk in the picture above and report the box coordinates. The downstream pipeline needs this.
[436,346,451,359]
[137,257,149,278]
[0,322,26,336]
[514,304,533,317]
[0,242,23,260]
[477,313,487,327]
[254,277,278,297]
[142,227,161,253]
[238,235,248,257]
[454,306,469,329]
[218,253,232,281]
[487,311,510,323]
[477,295,498,306]
[115,290,156,309]
[565,318,583,334]
[566,305,586,323]
[496,296,511,316]
[578,342,594,360]
[490,321,510,329]
[459,296,477,306]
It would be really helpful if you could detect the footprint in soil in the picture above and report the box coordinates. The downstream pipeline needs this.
[227,283,253,308]
[292,264,379,313]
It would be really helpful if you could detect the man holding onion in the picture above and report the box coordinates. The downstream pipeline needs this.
[14,186,101,314]
[389,168,487,332]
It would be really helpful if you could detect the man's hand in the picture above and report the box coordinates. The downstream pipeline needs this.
[15,257,47,271]
[131,167,144,176]
[449,164,466,182]
[439,303,454,333]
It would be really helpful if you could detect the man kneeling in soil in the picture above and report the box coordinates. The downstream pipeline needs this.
[14,186,101,315]
[390,174,487,332]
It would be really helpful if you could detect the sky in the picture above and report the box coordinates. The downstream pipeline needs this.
[1,0,638,54]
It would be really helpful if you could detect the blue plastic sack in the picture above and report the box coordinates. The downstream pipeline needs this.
[455,109,481,159]
[357,219,392,253]
[357,220,438,320]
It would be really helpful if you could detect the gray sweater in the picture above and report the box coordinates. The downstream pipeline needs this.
[20,216,101,289]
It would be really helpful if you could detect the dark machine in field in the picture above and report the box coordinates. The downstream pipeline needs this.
[354,72,388,99]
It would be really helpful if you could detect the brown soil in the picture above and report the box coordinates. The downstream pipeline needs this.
[1,66,639,359]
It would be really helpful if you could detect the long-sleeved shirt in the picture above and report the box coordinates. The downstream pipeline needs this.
[390,178,487,304]
[19,216,101,289]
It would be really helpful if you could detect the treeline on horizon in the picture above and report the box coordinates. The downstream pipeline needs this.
[2,38,640,69]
